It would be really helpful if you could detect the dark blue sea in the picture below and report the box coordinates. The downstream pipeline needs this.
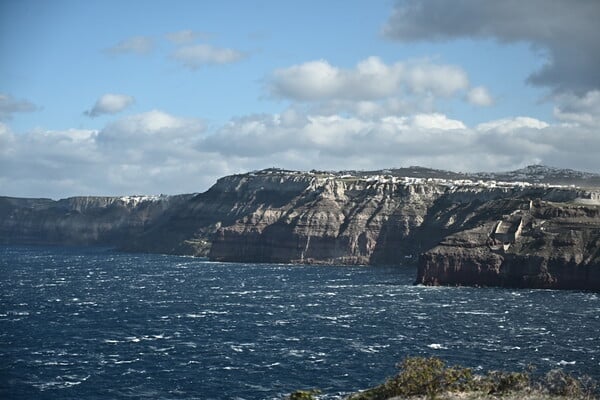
[1,245,599,399]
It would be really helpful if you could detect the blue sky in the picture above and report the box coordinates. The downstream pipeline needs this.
[1,0,599,198]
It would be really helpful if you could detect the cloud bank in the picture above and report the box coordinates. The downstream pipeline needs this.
[269,57,470,101]
[2,105,599,199]
[268,57,493,119]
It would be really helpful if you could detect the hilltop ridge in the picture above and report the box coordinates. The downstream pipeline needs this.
[244,164,600,188]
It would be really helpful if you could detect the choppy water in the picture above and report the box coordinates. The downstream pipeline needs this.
[1,245,599,399]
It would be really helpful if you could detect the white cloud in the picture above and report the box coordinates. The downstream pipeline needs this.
[405,62,469,96]
[553,90,600,126]
[270,60,344,100]
[467,86,494,106]
[0,121,11,136]
[306,97,434,119]
[474,117,555,158]
[269,57,469,101]
[105,36,154,55]
[171,44,245,69]
[200,111,600,176]
[200,113,500,167]
[98,110,204,143]
[1,110,209,198]
[411,113,466,130]
[0,122,16,156]
[2,107,599,199]
[84,93,135,117]
[166,30,211,44]
[476,117,549,133]
[0,93,38,120]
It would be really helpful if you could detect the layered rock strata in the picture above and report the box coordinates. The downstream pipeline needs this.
[417,199,600,289]
[1,167,599,290]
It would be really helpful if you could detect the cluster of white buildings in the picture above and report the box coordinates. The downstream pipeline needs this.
[253,168,583,191]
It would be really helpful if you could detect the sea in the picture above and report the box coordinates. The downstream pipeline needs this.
[1,245,599,399]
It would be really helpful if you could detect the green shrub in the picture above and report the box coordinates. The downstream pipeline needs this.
[348,357,599,400]
[389,357,475,398]
[349,356,476,400]
[481,370,530,394]
[288,389,320,400]
[541,369,600,398]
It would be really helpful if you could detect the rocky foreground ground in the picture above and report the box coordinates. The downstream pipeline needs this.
[291,356,598,400]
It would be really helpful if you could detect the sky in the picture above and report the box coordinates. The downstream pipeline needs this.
[1,0,600,199]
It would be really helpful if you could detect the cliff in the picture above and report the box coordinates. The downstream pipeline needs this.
[0,194,191,246]
[120,170,317,255]
[1,165,599,290]
[416,199,600,289]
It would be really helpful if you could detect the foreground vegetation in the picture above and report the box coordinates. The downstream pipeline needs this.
[289,357,598,400]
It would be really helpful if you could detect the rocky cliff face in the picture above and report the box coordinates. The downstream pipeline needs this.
[2,166,599,290]
[120,171,316,255]
[209,175,445,264]
[0,195,191,246]
[417,199,600,289]
[208,173,599,272]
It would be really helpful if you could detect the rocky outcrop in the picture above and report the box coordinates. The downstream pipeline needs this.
[417,200,600,289]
